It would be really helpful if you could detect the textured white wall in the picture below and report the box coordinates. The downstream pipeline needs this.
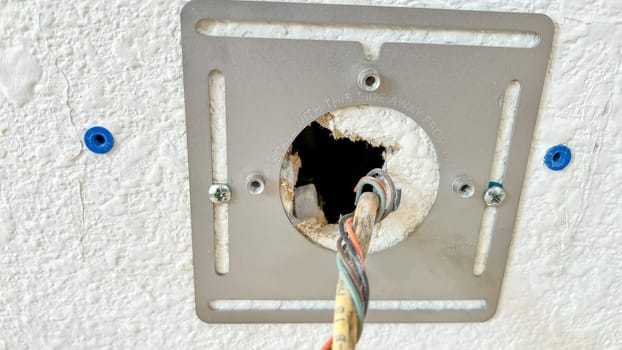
[1,0,621,349]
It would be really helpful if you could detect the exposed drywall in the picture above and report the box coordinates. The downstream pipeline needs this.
[280,106,439,253]
[0,0,621,349]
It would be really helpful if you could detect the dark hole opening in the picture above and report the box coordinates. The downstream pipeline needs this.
[292,122,385,223]
[460,184,472,194]
[93,134,106,146]
[365,75,376,87]
[552,151,561,162]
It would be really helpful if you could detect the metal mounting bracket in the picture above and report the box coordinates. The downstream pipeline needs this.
[181,0,554,323]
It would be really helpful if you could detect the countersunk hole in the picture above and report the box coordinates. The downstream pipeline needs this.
[358,68,381,92]
[246,174,265,195]
[452,176,475,198]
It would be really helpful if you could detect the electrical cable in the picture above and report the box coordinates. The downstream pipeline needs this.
[354,176,387,221]
[324,169,400,350]
[338,214,369,308]
[336,237,365,307]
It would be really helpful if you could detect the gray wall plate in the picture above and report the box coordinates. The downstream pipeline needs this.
[181,0,554,323]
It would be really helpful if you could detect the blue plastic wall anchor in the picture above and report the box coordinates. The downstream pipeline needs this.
[84,126,114,154]
[544,144,572,171]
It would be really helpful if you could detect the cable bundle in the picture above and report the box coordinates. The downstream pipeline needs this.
[323,168,400,350]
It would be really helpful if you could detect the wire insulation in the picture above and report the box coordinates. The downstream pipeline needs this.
[326,168,400,350]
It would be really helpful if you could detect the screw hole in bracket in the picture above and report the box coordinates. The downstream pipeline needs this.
[358,67,381,92]
[452,176,475,198]
[544,144,571,171]
[460,184,473,197]
[246,173,266,195]
[365,75,376,87]
[84,126,114,154]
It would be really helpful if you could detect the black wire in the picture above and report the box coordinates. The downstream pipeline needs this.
[330,169,399,345]
[338,214,370,314]
[336,237,366,307]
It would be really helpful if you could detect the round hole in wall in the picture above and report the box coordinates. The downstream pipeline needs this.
[279,105,440,253]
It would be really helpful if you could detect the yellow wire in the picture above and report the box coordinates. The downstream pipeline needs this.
[331,193,379,350]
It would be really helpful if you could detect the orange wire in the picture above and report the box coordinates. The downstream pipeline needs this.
[322,337,333,350]
[354,176,388,218]
[353,176,387,195]
[325,175,386,350]
[345,217,366,266]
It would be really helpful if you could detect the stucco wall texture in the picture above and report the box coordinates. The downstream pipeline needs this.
[0,0,621,349]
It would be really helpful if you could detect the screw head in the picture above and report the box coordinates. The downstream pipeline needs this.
[484,186,505,207]
[209,184,231,204]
